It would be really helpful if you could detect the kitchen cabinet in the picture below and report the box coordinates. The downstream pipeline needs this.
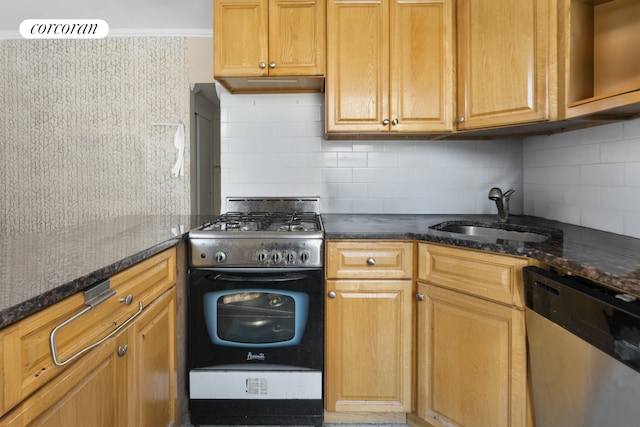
[0,248,177,427]
[412,243,531,427]
[325,241,413,420]
[456,0,554,130]
[558,0,640,120]
[325,0,454,134]
[213,0,325,94]
[123,288,177,427]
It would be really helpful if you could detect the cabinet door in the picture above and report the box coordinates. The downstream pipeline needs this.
[125,288,177,427]
[390,0,454,132]
[416,283,527,427]
[214,0,269,77]
[325,279,413,412]
[0,337,126,427]
[456,0,549,130]
[269,0,325,76]
[326,0,390,132]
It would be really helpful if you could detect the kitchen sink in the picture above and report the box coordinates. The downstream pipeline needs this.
[429,221,551,243]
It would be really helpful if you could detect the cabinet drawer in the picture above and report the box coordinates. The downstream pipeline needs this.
[0,247,176,417]
[326,241,413,279]
[417,243,529,307]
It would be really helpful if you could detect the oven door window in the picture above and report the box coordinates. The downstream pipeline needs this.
[203,289,309,348]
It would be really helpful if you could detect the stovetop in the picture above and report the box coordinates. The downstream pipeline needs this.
[199,211,322,233]
[189,197,324,268]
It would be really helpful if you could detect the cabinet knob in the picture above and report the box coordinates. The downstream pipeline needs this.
[328,291,337,299]
[259,62,267,69]
[367,258,376,266]
[120,294,134,305]
[416,293,425,302]
[456,117,465,123]
[391,118,399,126]
[269,61,276,68]
[117,344,128,357]
[382,119,390,126]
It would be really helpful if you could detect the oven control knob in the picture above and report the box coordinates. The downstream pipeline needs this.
[257,250,270,263]
[299,250,311,263]
[272,250,283,264]
[285,251,297,263]
[214,251,227,263]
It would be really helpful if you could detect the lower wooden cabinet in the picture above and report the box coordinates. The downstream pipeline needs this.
[0,335,125,427]
[414,283,527,427]
[124,287,177,427]
[0,248,177,427]
[325,279,413,414]
[325,240,414,419]
[412,243,531,427]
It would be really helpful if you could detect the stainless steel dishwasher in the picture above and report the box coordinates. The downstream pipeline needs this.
[524,266,640,427]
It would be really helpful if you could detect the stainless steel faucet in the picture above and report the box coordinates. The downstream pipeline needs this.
[488,187,515,223]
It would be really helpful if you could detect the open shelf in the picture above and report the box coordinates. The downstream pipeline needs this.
[563,0,640,119]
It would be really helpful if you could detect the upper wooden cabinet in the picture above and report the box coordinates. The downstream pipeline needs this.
[456,0,554,130]
[558,0,640,120]
[325,0,454,134]
[214,0,325,94]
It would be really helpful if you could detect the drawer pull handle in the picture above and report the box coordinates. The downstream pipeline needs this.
[328,291,337,299]
[50,301,144,367]
[367,258,376,266]
[416,293,425,302]
[120,294,134,305]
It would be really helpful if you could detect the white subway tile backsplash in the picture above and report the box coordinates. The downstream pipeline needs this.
[307,152,338,168]
[352,198,384,212]
[624,162,640,185]
[368,151,400,168]
[564,186,602,208]
[523,119,640,237]
[337,152,368,168]
[624,212,640,239]
[624,119,640,139]
[353,168,385,183]
[581,208,624,235]
[602,187,640,213]
[323,168,353,183]
[337,183,368,198]
[383,168,416,183]
[580,164,624,186]
[218,90,638,238]
[548,203,582,225]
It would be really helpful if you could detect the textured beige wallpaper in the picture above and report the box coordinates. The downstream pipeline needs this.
[0,37,191,235]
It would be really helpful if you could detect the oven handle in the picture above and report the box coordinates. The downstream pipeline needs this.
[213,273,307,283]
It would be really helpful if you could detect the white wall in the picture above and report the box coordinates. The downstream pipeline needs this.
[523,119,640,238]
[219,90,523,215]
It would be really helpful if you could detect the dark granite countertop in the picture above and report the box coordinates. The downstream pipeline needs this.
[322,214,640,296]
[4,213,640,330]
[0,215,212,329]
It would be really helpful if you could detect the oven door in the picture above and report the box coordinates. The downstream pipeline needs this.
[188,268,324,371]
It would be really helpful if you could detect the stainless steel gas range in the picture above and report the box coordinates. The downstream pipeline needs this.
[187,198,324,426]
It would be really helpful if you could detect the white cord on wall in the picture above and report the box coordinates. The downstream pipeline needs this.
[152,121,185,177]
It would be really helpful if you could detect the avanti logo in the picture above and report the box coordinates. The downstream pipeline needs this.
[19,19,109,39]
[246,352,266,361]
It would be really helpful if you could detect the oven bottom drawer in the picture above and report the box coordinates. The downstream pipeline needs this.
[189,398,323,426]
[189,365,322,399]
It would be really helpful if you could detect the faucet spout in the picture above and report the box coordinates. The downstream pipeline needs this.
[488,187,515,223]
